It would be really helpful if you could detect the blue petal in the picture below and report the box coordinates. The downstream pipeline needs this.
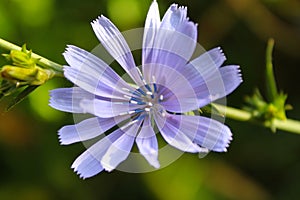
[80,98,145,118]
[101,120,143,172]
[181,48,242,106]
[136,115,160,168]
[156,49,242,112]
[91,16,142,85]
[63,45,134,100]
[218,65,243,96]
[49,87,94,113]
[64,46,126,84]
[72,153,104,179]
[187,47,226,74]
[154,113,206,153]
[64,67,125,100]
[142,0,160,76]
[180,47,226,87]
[71,128,123,179]
[190,64,242,105]
[144,64,199,113]
[204,47,226,68]
[160,114,232,152]
[58,115,129,145]
[142,3,197,82]
[144,1,160,30]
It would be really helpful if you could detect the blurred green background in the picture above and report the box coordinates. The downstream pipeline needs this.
[0,0,300,199]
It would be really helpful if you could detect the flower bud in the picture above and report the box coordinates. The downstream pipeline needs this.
[0,65,55,86]
[2,45,38,68]
[1,44,56,86]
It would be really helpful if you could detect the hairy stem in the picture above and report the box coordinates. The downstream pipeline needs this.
[265,38,278,102]
[214,103,300,134]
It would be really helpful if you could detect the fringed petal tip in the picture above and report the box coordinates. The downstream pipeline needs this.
[168,3,197,25]
[101,162,114,173]
[207,47,227,67]
[215,127,233,153]
[215,46,227,61]
[168,3,198,29]
[71,156,104,179]
[218,65,243,97]
[57,127,70,145]
[48,90,69,112]
[169,3,187,14]
[91,15,117,34]
[63,45,81,60]
[64,45,74,53]
[72,168,86,180]
[91,15,105,25]
[233,65,243,83]
[72,167,97,180]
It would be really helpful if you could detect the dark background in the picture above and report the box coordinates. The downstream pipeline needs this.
[0,0,300,199]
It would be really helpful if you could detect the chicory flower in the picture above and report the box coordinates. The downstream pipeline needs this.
[50,0,242,178]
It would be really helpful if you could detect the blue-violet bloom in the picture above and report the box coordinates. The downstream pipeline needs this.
[50,0,242,179]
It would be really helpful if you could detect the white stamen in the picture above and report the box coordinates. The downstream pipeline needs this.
[161,112,166,117]
[152,76,156,83]
[145,108,151,112]
[142,79,147,85]
[128,119,138,126]
[159,95,164,101]
[123,95,132,99]
[148,102,153,107]
[119,110,136,116]
[130,100,138,104]
[122,119,139,130]
[152,75,157,92]
[146,91,153,96]
[136,67,143,77]
[131,84,139,89]
[136,67,147,84]
[122,87,130,92]
[128,110,135,115]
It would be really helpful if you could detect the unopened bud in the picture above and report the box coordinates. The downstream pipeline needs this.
[1,65,55,86]
[2,45,38,68]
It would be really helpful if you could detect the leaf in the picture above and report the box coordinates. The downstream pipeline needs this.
[6,85,39,111]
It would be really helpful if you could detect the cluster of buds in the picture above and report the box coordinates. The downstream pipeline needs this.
[244,39,292,132]
[0,45,56,110]
[1,45,55,86]
[245,89,291,121]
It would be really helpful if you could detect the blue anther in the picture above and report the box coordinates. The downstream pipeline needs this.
[130,96,144,103]
[132,90,143,97]
[153,83,157,93]
[137,88,146,96]
[134,108,144,114]
[145,84,152,92]
[130,97,146,105]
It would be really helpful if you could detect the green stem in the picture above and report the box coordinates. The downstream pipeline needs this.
[0,38,64,76]
[265,38,278,102]
[213,103,300,134]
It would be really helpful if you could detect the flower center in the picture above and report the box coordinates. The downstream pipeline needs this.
[122,75,165,117]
